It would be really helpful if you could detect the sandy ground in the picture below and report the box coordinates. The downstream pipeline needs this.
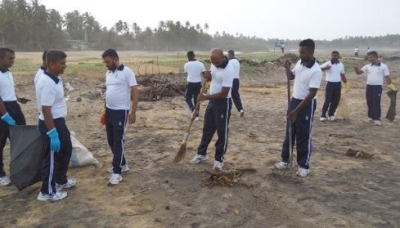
[1,56,400,228]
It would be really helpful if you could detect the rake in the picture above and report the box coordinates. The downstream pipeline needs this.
[173,80,207,163]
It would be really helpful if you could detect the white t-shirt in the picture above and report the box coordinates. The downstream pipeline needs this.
[35,71,67,120]
[320,61,345,82]
[184,60,205,83]
[0,69,17,101]
[361,63,390,86]
[209,61,234,98]
[34,67,45,86]
[291,60,323,100]
[106,65,138,110]
[229,59,240,79]
[355,48,359,53]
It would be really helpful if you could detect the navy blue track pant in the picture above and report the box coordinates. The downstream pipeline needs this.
[197,98,232,162]
[232,79,244,112]
[106,108,128,174]
[0,101,26,177]
[39,118,72,194]
[185,82,202,113]
[321,81,341,117]
[281,98,316,169]
[366,85,382,121]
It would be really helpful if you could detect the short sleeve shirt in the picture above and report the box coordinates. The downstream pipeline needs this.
[209,61,234,98]
[184,60,206,83]
[292,59,323,100]
[361,63,390,85]
[319,61,345,82]
[106,65,138,110]
[35,71,67,120]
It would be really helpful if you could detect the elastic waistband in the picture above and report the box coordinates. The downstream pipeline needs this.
[367,84,382,87]
[3,100,17,104]
[326,81,341,83]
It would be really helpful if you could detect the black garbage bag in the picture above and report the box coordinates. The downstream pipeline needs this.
[9,125,44,190]
[386,90,397,122]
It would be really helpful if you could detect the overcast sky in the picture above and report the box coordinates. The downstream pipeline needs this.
[40,0,399,41]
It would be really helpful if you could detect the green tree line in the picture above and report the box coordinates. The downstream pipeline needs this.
[1,0,399,52]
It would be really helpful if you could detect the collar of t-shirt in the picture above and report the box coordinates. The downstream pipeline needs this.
[40,66,46,71]
[371,62,381,67]
[216,57,229,69]
[188,59,197,62]
[110,64,125,73]
[0,67,9,73]
[301,58,316,68]
[331,59,339,65]
[44,71,60,84]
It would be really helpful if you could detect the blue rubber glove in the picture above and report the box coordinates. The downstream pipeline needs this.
[47,128,61,153]
[1,113,16,126]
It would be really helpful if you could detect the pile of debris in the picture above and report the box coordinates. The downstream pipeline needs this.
[239,59,268,66]
[80,74,187,102]
[274,53,300,66]
[201,168,256,188]
[137,74,186,101]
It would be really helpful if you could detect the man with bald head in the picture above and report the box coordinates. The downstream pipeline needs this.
[190,48,234,171]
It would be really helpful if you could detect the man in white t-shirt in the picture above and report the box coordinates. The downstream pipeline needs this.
[354,47,359,57]
[275,39,322,177]
[191,48,234,171]
[354,51,397,126]
[319,51,349,121]
[102,49,139,185]
[0,48,28,187]
[183,51,205,121]
[228,50,244,117]
[34,51,47,86]
[36,50,76,201]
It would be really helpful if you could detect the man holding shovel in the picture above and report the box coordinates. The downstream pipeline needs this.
[274,39,322,177]
[190,48,234,171]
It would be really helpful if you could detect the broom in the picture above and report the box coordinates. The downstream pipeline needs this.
[173,80,207,163]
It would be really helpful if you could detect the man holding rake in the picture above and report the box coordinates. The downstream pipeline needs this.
[275,39,322,177]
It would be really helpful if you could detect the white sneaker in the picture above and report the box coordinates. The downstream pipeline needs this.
[0,176,11,186]
[365,118,373,123]
[296,168,310,177]
[328,116,336,121]
[108,173,122,185]
[37,191,67,202]
[239,110,245,117]
[274,161,289,170]
[190,154,208,164]
[213,161,224,171]
[194,117,200,122]
[56,178,77,191]
[320,117,327,122]
[374,120,381,126]
[107,164,130,174]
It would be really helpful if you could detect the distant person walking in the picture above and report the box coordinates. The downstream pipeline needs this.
[102,49,139,185]
[354,51,397,126]
[319,51,349,121]
[354,47,359,57]
[281,43,285,53]
[183,51,206,121]
[191,48,234,171]
[0,48,28,187]
[228,50,244,117]
[274,39,322,177]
